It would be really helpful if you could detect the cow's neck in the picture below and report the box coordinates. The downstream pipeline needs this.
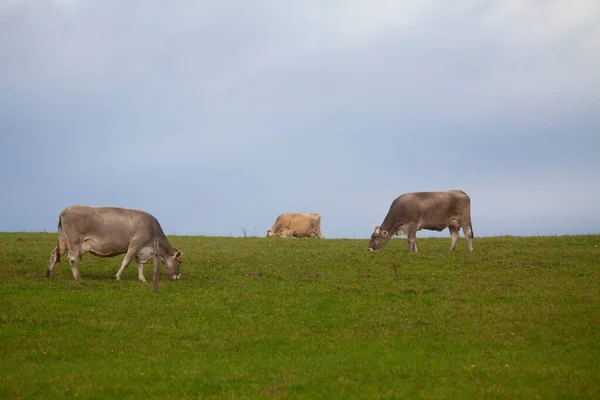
[156,236,174,257]
[380,213,398,233]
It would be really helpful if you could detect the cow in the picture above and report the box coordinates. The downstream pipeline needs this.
[46,205,182,281]
[266,213,324,239]
[368,190,473,253]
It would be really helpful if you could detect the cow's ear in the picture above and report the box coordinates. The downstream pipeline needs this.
[175,250,182,259]
[374,226,381,234]
[381,230,389,238]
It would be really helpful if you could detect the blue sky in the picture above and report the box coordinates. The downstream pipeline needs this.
[1,0,599,238]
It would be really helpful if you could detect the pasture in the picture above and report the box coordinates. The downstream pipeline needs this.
[1,232,599,399]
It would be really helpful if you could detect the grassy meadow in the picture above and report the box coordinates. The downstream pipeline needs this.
[0,232,599,399]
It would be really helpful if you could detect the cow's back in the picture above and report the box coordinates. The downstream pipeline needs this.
[290,213,322,236]
[60,205,162,245]
[427,190,470,217]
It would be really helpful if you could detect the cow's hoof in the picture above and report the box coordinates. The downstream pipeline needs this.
[45,270,52,278]
[139,278,147,283]
[115,276,121,281]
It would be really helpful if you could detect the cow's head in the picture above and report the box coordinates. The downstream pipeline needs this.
[368,226,391,251]
[163,249,183,280]
[266,229,275,238]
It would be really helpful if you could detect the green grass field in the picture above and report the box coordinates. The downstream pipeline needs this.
[1,232,599,399]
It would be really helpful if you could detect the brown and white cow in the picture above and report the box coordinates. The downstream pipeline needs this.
[46,205,182,281]
[266,213,324,239]
[368,190,473,252]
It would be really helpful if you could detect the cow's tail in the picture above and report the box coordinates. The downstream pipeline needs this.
[469,221,474,238]
[56,214,63,263]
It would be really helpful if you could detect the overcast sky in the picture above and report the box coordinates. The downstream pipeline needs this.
[1,0,599,238]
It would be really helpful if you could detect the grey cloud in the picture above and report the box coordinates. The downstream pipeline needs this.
[1,0,599,237]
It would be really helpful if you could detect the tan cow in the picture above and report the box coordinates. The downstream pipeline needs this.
[266,213,324,239]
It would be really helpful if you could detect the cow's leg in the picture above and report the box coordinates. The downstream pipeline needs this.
[407,229,418,253]
[462,223,474,252]
[115,248,137,281]
[137,261,147,283]
[46,247,59,277]
[276,229,292,238]
[46,248,58,277]
[46,237,68,277]
[68,248,82,280]
[449,226,460,251]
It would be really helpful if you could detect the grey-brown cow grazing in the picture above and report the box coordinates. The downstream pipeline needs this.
[266,213,324,238]
[368,190,473,253]
[46,205,182,281]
